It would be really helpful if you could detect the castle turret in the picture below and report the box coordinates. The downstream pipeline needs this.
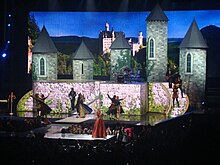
[32,26,58,81]
[138,31,143,46]
[105,21,109,31]
[110,32,131,81]
[146,4,169,82]
[72,40,94,81]
[179,19,208,109]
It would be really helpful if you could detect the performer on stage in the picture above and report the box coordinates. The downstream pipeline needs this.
[166,66,173,88]
[68,88,77,111]
[106,94,117,117]
[92,109,107,138]
[106,94,125,119]
[32,92,51,123]
[76,93,92,118]
[115,96,125,119]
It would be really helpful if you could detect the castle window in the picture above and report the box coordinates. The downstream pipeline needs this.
[81,63,84,74]
[39,58,46,76]
[186,53,192,73]
[148,38,155,59]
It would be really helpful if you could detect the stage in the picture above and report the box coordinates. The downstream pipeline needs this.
[29,112,168,141]
[43,123,115,140]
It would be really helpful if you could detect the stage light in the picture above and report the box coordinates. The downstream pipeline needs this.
[7,41,10,44]
[8,14,11,17]
[8,24,11,27]
[2,53,7,58]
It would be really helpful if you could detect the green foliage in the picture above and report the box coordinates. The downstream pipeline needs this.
[132,57,142,73]
[93,54,111,76]
[46,99,66,114]
[168,59,179,73]
[58,53,72,75]
[17,91,33,111]
[28,14,40,45]
[115,50,131,73]
[123,108,141,115]
[121,114,142,121]
[148,83,166,113]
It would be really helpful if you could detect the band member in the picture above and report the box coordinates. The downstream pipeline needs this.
[174,74,184,98]
[166,66,173,88]
[68,88,77,111]
[172,84,180,107]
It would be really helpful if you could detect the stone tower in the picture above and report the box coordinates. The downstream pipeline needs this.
[179,19,208,109]
[72,40,94,81]
[110,32,131,81]
[146,4,169,82]
[32,26,58,81]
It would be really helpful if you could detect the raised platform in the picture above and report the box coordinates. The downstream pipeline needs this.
[55,115,93,124]
[44,124,114,140]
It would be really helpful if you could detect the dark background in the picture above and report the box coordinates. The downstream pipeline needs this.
[0,0,220,109]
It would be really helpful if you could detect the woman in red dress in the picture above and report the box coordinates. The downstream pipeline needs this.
[92,109,107,138]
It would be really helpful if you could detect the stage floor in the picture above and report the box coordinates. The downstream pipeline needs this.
[53,113,167,126]
[55,116,93,123]
[44,124,114,140]
[40,112,167,141]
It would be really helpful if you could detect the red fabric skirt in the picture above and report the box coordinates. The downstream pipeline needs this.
[92,118,107,138]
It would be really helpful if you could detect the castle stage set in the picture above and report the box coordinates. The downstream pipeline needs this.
[14,3,210,140]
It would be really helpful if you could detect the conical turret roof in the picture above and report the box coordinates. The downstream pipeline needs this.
[72,40,94,60]
[110,32,131,49]
[146,4,169,22]
[32,26,58,53]
[179,19,208,49]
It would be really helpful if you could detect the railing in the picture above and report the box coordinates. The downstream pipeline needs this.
[160,83,172,116]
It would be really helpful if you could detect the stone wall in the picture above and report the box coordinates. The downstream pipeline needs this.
[72,60,93,81]
[179,48,207,108]
[32,53,57,81]
[30,81,147,114]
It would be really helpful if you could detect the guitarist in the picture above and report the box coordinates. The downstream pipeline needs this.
[166,66,174,88]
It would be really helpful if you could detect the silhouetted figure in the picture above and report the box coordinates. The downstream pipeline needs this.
[68,88,77,111]
[172,84,179,107]
[175,74,184,98]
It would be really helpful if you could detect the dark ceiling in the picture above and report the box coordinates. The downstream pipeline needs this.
[3,0,220,12]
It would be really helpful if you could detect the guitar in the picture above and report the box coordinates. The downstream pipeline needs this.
[166,72,178,81]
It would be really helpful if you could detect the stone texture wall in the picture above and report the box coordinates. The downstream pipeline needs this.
[179,48,207,108]
[146,21,168,82]
[32,53,57,81]
[73,60,93,81]
[30,81,147,114]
